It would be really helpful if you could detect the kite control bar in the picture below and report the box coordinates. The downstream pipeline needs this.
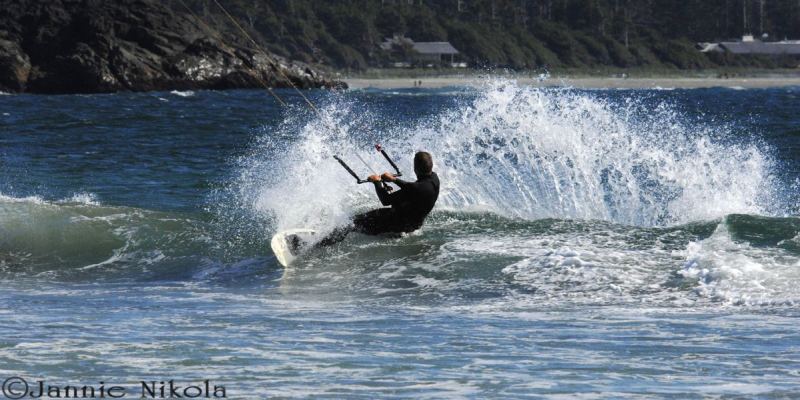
[334,144,403,185]
[375,144,402,178]
[333,155,369,184]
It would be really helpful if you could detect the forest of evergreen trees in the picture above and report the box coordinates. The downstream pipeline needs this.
[175,0,800,70]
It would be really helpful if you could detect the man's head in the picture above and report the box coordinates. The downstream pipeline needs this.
[414,151,433,178]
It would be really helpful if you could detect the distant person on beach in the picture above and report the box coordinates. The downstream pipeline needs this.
[318,151,440,245]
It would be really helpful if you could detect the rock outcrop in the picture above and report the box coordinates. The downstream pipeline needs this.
[0,0,343,93]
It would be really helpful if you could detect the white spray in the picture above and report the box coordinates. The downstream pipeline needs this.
[232,80,778,233]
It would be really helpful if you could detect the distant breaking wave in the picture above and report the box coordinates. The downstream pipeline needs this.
[170,90,196,97]
[0,193,245,280]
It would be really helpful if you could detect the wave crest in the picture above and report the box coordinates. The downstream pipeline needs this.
[231,80,780,231]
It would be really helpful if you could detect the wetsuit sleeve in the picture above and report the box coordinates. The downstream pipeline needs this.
[374,181,412,206]
[373,182,395,206]
[393,178,412,189]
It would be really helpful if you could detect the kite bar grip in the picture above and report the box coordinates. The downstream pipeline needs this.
[335,146,402,188]
[334,155,368,184]
[375,144,402,177]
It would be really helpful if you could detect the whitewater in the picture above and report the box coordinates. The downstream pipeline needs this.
[1,81,799,398]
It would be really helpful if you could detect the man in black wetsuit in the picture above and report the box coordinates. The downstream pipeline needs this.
[319,151,440,245]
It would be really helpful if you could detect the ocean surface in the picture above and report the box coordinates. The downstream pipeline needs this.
[1,81,800,398]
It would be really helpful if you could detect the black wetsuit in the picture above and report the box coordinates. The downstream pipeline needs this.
[319,173,440,245]
[356,172,440,234]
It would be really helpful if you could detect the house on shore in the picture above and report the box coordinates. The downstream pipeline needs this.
[697,35,800,56]
[380,35,464,67]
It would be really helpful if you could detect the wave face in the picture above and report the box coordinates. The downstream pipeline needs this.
[230,81,780,235]
[0,194,263,281]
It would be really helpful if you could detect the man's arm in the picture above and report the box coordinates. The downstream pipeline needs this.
[368,174,395,206]
[369,173,410,206]
[381,172,412,189]
[373,181,394,206]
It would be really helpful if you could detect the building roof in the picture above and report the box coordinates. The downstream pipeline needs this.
[412,42,459,55]
[380,36,459,55]
[717,40,800,55]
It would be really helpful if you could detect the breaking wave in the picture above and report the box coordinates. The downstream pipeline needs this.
[230,79,780,233]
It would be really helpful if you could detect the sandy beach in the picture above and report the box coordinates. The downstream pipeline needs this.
[345,76,800,89]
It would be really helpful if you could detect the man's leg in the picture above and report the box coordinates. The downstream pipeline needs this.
[315,224,355,247]
[316,208,397,247]
[352,208,397,235]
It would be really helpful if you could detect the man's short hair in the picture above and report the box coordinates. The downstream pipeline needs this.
[414,151,433,176]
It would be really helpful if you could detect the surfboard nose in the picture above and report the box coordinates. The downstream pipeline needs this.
[271,229,319,267]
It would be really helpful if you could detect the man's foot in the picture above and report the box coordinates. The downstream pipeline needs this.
[286,234,305,256]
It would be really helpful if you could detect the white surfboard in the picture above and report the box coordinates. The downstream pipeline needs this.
[270,229,319,267]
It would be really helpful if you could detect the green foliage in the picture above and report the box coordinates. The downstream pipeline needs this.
[444,20,504,66]
[375,8,406,38]
[531,20,592,67]
[177,0,800,71]
[514,32,562,68]
[651,39,713,69]
[574,32,610,66]
[405,7,447,41]
[601,37,635,68]
[628,42,661,67]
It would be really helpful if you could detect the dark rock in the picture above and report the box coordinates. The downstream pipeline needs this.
[0,0,344,94]
[0,38,31,92]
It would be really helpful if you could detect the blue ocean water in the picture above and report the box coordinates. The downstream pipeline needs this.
[1,82,800,398]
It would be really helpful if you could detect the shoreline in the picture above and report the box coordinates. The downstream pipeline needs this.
[344,76,800,89]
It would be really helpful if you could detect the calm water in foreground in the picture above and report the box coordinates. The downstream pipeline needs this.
[2,82,800,398]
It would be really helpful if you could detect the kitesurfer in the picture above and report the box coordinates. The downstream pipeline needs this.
[319,151,439,245]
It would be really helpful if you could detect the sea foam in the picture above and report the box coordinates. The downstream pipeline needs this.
[231,79,778,232]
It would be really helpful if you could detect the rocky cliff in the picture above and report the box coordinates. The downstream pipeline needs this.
[0,0,343,94]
